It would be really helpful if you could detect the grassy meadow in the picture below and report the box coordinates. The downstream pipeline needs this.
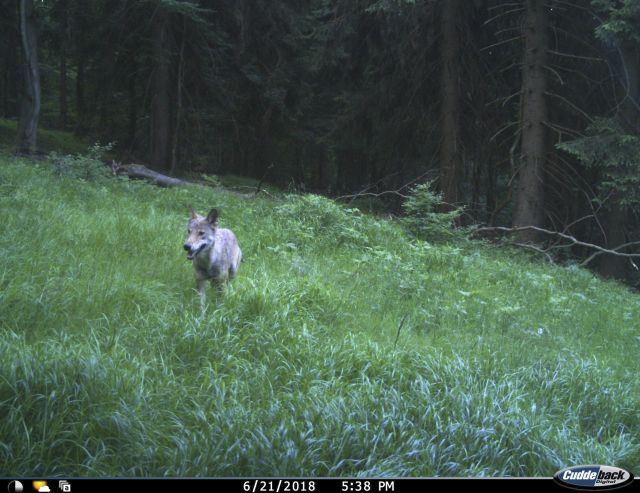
[0,149,638,476]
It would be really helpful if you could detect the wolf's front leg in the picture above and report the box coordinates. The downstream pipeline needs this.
[210,277,225,294]
[196,278,206,312]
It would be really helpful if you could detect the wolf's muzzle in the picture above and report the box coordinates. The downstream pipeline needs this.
[184,243,206,261]
[184,243,195,260]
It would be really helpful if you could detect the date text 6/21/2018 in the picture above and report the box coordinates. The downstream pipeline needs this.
[241,480,395,493]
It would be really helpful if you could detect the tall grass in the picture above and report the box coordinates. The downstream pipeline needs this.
[0,154,638,476]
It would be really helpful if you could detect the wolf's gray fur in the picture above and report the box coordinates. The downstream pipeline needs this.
[183,208,242,308]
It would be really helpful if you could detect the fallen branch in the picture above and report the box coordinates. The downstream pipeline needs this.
[580,240,640,267]
[514,242,554,263]
[472,225,640,266]
[117,163,194,187]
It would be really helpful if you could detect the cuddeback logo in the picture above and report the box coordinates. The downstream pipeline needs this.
[554,465,634,490]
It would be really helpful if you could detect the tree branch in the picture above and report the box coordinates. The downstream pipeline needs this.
[514,242,554,263]
[480,35,522,52]
[472,225,640,265]
[544,91,594,122]
[335,189,410,202]
[484,7,525,26]
[335,170,437,204]
[580,240,640,267]
[547,49,603,62]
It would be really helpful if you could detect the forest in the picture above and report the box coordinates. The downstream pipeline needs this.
[0,0,640,283]
[2,0,639,283]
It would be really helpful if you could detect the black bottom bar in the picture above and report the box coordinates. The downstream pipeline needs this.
[3,478,639,493]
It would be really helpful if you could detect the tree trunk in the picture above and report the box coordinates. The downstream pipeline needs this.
[75,56,85,134]
[295,144,303,187]
[598,44,639,280]
[314,145,325,190]
[486,155,497,224]
[59,46,67,129]
[439,0,462,210]
[16,0,40,155]
[471,156,482,222]
[59,0,68,130]
[127,57,137,150]
[337,148,359,192]
[74,1,87,135]
[598,195,628,280]
[150,7,172,170]
[170,19,186,175]
[512,0,548,242]
[1,2,19,117]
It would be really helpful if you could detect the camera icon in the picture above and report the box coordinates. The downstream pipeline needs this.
[58,482,71,493]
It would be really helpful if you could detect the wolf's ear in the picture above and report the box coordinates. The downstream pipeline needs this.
[189,208,198,219]
[207,208,219,225]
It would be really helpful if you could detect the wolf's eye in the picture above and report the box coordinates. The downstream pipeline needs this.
[198,231,205,236]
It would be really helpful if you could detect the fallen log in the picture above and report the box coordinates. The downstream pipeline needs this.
[111,161,259,199]
[116,162,194,187]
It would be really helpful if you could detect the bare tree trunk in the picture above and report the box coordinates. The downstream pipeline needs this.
[59,47,67,129]
[439,0,462,210]
[513,0,548,242]
[150,7,172,170]
[1,2,19,117]
[59,0,68,130]
[75,56,85,134]
[16,0,40,155]
[471,156,482,220]
[170,18,186,175]
[127,57,137,150]
[74,1,87,135]
[314,145,325,190]
[486,154,497,224]
[294,143,303,187]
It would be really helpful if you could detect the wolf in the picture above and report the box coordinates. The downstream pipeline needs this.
[183,208,242,308]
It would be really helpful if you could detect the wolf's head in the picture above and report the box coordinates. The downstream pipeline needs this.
[184,208,219,260]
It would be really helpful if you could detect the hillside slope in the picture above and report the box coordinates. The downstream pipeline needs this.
[0,155,638,476]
